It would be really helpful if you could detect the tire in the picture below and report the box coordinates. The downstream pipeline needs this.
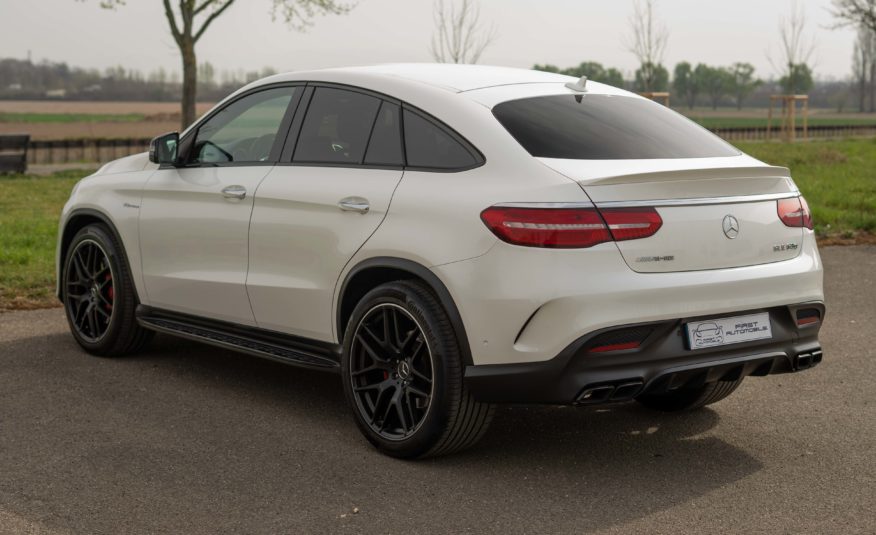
[341,280,494,459]
[635,378,744,412]
[62,224,153,357]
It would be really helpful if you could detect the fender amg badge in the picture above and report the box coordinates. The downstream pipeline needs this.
[722,215,740,239]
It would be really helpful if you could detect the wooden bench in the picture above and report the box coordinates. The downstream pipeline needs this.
[0,134,30,174]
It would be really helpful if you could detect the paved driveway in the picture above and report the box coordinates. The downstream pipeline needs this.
[1,246,874,534]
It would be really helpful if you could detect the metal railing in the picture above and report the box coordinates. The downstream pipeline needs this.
[26,138,151,165]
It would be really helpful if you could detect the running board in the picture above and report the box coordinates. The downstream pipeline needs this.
[136,306,340,372]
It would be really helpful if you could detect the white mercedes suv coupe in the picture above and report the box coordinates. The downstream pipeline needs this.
[57,64,825,458]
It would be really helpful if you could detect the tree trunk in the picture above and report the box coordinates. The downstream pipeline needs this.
[869,61,876,113]
[180,38,197,130]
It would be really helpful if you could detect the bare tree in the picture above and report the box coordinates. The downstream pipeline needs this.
[768,0,816,93]
[430,0,497,64]
[852,25,876,111]
[831,0,876,33]
[625,0,669,92]
[86,0,352,129]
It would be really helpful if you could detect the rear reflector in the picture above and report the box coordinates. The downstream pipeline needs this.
[589,341,641,353]
[480,205,662,248]
[778,196,813,230]
[585,325,654,353]
[796,308,821,326]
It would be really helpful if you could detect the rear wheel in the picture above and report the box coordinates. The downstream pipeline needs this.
[635,378,744,412]
[341,280,494,459]
[62,224,152,357]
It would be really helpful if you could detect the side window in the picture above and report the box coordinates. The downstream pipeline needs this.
[403,109,478,170]
[364,102,403,166]
[294,88,381,164]
[192,87,297,164]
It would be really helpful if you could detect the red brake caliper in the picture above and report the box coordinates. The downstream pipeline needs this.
[105,273,114,311]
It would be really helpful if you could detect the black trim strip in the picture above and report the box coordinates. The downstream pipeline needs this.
[136,305,341,372]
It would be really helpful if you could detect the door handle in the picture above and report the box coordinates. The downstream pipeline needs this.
[338,196,370,214]
[221,185,247,200]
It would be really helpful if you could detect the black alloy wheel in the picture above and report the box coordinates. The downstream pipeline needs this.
[65,239,116,342]
[62,224,153,356]
[341,280,494,459]
[349,303,435,440]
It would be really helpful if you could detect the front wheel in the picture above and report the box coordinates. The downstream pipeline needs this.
[341,280,494,459]
[62,224,152,357]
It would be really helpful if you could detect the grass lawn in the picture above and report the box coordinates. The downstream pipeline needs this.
[0,112,146,123]
[736,139,876,236]
[1,138,874,310]
[692,117,876,130]
[0,171,80,310]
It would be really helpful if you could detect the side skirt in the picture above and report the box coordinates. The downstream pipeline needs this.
[136,305,341,372]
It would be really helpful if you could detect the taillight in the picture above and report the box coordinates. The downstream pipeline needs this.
[778,196,813,230]
[479,206,611,248]
[480,205,662,248]
[600,207,664,241]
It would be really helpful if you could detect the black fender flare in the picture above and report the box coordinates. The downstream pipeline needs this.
[337,257,474,366]
[59,208,137,301]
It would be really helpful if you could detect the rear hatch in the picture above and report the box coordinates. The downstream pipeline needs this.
[539,159,804,273]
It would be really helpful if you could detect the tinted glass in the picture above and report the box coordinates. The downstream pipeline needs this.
[403,109,478,169]
[294,88,381,164]
[364,102,403,166]
[193,87,296,164]
[492,94,739,160]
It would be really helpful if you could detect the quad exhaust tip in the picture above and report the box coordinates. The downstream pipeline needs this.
[795,349,823,371]
[576,381,644,405]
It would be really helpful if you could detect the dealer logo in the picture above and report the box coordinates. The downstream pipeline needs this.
[722,215,740,239]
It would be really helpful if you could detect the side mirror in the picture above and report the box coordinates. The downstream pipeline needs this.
[149,132,180,165]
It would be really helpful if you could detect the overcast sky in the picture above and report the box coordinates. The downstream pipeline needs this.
[0,0,856,81]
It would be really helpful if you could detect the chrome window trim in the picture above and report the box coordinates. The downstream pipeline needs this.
[595,191,800,209]
[492,201,595,209]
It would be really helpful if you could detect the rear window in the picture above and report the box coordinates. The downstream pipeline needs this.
[492,94,739,160]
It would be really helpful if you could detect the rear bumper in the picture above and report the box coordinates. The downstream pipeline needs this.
[434,232,823,367]
[464,302,824,405]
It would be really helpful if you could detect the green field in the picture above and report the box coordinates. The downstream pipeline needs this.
[691,116,876,130]
[0,112,146,123]
[1,139,875,310]
[0,171,79,309]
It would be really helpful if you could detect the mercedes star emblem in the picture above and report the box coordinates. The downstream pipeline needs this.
[722,215,740,239]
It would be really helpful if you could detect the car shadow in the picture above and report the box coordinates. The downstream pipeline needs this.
[1,332,763,533]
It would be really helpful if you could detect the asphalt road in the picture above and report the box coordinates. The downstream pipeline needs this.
[1,247,874,534]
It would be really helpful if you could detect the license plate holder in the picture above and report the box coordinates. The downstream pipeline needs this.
[686,312,772,350]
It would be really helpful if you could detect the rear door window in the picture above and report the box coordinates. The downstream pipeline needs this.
[294,88,381,164]
[492,94,739,160]
[364,102,404,167]
[403,109,480,170]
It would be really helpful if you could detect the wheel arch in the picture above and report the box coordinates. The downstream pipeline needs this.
[336,257,473,366]
[57,208,135,301]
